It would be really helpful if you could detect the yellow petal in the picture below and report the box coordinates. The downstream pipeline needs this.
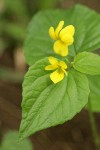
[55,20,64,38]
[61,33,74,45]
[48,56,58,65]
[54,40,68,56]
[50,70,64,84]
[49,27,57,40]
[59,61,67,69]
[45,65,58,70]
[59,25,75,37]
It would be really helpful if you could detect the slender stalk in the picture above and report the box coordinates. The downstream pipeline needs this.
[65,57,70,64]
[88,99,100,150]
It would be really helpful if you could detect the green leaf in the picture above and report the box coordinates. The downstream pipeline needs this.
[73,52,100,75]
[73,5,100,53]
[87,75,100,112]
[23,4,100,65]
[19,58,90,140]
[1,131,33,150]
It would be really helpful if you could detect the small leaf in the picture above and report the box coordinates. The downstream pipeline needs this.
[73,52,100,75]
[19,58,90,140]
[1,131,33,150]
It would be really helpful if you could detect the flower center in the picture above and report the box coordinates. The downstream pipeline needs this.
[57,67,63,73]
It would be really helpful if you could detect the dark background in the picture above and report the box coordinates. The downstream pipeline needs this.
[0,0,100,149]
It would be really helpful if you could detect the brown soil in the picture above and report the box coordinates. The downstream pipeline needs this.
[61,0,100,12]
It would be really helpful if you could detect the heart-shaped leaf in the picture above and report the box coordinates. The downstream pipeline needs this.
[19,58,90,140]
[24,4,100,65]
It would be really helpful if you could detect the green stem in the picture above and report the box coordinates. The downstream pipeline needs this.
[88,99,100,150]
[65,57,70,64]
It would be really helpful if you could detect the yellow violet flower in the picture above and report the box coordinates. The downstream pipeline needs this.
[45,56,68,84]
[49,20,75,56]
